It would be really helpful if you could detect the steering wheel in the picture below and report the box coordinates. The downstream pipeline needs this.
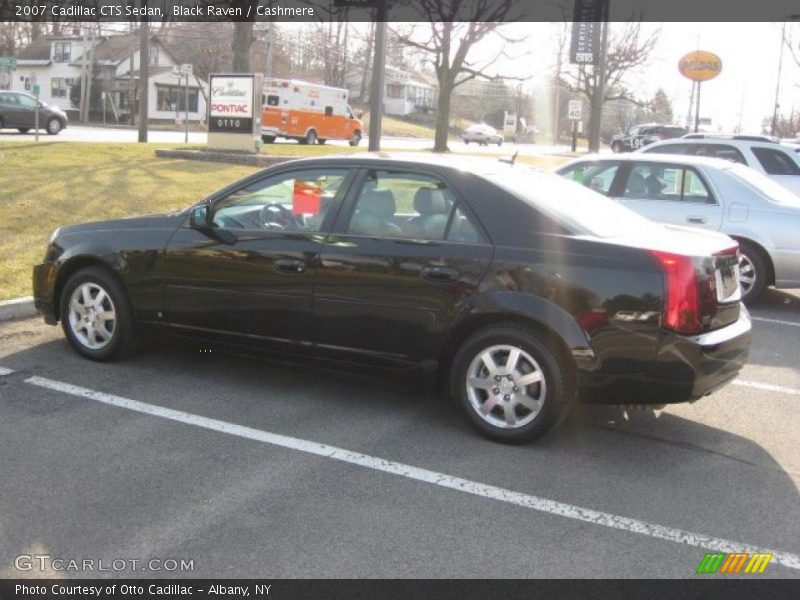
[259,204,301,231]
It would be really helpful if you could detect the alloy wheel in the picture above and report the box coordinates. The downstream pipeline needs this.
[738,253,756,296]
[67,282,117,350]
[465,344,547,429]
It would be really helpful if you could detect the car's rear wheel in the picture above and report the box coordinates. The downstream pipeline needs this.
[738,242,767,304]
[18,128,30,134]
[497,139,503,146]
[464,139,470,145]
[47,117,62,135]
[349,131,361,147]
[451,324,572,443]
[611,141,623,153]
[60,266,136,361]
[303,129,317,145]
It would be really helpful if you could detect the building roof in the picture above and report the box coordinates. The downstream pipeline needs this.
[15,37,56,60]
[77,35,134,64]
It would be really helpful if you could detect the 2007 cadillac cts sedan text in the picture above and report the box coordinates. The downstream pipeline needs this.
[32,154,751,442]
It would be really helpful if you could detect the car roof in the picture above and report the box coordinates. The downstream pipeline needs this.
[560,152,735,170]
[258,152,520,175]
[648,137,792,149]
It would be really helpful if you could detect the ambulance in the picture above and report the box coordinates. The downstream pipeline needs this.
[261,79,363,146]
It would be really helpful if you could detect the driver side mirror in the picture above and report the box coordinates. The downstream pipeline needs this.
[189,205,209,228]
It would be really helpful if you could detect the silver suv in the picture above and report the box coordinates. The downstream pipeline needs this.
[639,134,800,195]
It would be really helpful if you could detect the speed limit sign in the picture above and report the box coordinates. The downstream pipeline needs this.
[567,100,582,121]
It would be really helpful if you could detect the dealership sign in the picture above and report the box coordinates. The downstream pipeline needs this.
[678,51,722,82]
[569,0,607,65]
[209,75,255,134]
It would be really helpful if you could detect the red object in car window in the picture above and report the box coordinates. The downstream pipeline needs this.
[292,180,321,215]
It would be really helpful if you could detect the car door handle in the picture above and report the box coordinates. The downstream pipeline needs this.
[421,265,459,282]
[686,215,707,224]
[274,259,306,274]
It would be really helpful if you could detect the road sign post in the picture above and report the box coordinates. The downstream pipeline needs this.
[33,80,40,142]
[568,100,583,152]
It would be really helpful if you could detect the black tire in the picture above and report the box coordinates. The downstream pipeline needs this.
[349,131,361,147]
[0,116,5,130]
[18,128,30,134]
[59,266,136,361]
[497,139,503,146]
[737,241,768,305]
[611,141,623,153]
[261,135,276,144]
[46,117,62,135]
[450,324,574,443]
[304,129,317,145]
[464,139,470,145]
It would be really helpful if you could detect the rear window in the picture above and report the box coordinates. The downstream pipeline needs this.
[484,165,661,238]
[751,147,800,175]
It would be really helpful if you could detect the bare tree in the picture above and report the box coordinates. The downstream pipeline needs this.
[394,0,526,152]
[565,22,659,150]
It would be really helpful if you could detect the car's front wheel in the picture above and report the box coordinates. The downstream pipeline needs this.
[737,242,768,304]
[611,141,623,153]
[60,266,136,361]
[47,117,62,135]
[451,324,572,443]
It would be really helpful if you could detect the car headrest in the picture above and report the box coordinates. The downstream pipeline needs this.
[626,172,647,195]
[413,188,447,215]
[359,188,396,218]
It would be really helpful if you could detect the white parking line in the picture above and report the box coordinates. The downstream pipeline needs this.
[23,373,800,571]
[0,366,14,377]
[752,316,800,328]
[733,380,800,396]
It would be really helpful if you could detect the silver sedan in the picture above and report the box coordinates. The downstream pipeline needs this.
[555,153,800,303]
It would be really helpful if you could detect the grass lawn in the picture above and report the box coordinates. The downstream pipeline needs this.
[0,142,568,301]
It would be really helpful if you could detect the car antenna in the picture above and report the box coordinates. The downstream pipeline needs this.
[499,151,519,165]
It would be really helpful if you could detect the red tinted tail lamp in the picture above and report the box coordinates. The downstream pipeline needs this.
[648,250,701,334]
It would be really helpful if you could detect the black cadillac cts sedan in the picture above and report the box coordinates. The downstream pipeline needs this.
[33,154,751,442]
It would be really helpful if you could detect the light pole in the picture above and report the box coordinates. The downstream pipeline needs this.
[771,22,787,137]
[368,0,387,151]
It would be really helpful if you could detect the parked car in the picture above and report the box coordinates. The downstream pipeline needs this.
[33,154,749,443]
[0,91,68,135]
[639,134,800,195]
[555,153,800,303]
[462,123,503,146]
[610,124,688,153]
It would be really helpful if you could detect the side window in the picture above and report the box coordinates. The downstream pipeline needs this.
[266,94,279,107]
[324,106,333,116]
[695,144,746,164]
[446,205,485,244]
[561,162,619,195]
[624,164,712,203]
[16,94,36,108]
[346,170,456,240]
[212,169,350,231]
[681,169,712,203]
[751,147,800,175]
[623,164,681,200]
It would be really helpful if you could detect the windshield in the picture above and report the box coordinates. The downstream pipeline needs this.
[481,164,661,238]
[726,163,800,207]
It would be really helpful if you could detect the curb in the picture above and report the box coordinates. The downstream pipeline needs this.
[155,148,293,167]
[0,296,36,322]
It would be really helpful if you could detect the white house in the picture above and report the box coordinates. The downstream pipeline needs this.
[10,34,207,123]
[346,65,437,116]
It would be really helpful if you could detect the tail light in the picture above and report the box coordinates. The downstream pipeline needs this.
[648,250,701,334]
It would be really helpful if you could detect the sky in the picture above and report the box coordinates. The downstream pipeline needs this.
[469,21,800,134]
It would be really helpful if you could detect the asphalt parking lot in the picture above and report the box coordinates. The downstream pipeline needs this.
[1,289,799,579]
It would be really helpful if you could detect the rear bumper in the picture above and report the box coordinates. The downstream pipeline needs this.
[581,307,751,404]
